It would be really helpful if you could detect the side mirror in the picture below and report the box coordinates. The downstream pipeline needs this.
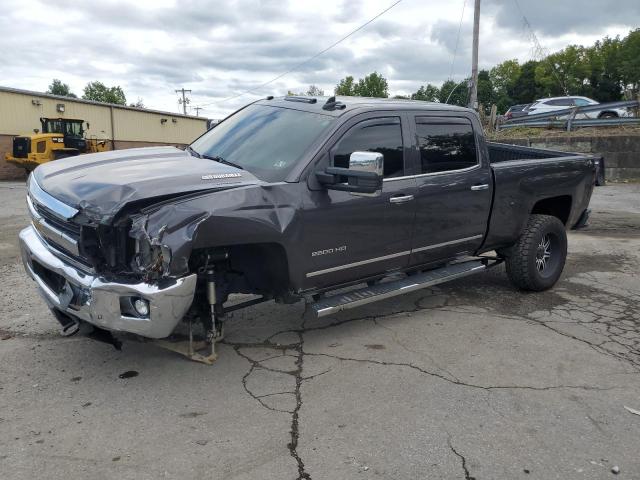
[316,151,383,196]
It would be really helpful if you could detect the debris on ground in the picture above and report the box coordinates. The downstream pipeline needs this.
[623,405,640,416]
[611,465,620,474]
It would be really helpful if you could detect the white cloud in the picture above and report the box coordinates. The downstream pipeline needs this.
[0,0,637,118]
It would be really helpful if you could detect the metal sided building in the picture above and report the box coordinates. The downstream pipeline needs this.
[0,86,209,180]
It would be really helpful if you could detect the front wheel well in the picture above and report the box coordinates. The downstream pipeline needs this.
[531,195,572,225]
[189,243,290,298]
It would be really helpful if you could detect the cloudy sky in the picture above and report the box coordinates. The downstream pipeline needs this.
[1,0,638,118]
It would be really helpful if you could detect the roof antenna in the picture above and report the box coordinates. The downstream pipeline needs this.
[322,96,346,111]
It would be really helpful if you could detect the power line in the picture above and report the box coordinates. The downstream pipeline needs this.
[195,0,403,108]
[468,0,480,109]
[449,0,467,80]
[512,0,567,95]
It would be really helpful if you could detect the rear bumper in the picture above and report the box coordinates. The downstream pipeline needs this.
[19,225,196,338]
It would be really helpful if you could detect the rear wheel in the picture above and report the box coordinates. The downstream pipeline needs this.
[505,214,567,291]
[598,112,618,119]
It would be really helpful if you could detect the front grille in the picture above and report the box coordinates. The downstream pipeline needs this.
[13,137,30,158]
[34,203,82,238]
[27,178,96,271]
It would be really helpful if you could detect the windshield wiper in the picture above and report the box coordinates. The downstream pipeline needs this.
[186,145,201,158]
[201,154,244,170]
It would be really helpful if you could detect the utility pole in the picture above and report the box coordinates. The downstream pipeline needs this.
[175,88,192,115]
[193,106,203,117]
[468,0,480,110]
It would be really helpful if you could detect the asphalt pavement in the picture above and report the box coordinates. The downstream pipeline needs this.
[1,181,639,480]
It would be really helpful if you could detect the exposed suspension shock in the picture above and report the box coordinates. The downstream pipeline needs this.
[206,268,225,353]
[149,252,227,365]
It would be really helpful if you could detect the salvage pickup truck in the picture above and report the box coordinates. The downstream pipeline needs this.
[19,96,597,363]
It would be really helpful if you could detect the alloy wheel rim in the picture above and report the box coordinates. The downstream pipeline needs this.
[536,235,552,272]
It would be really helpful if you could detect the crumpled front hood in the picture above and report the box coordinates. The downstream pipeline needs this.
[33,146,260,223]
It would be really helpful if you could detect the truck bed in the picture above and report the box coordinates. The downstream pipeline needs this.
[481,142,597,252]
[487,142,585,163]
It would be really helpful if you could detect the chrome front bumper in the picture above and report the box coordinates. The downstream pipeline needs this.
[19,225,197,339]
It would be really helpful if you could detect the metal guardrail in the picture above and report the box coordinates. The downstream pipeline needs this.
[498,99,640,131]
[499,117,640,130]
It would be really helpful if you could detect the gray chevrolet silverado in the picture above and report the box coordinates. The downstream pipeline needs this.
[19,96,596,362]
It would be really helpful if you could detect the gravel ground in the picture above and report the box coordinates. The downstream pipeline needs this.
[1,181,639,480]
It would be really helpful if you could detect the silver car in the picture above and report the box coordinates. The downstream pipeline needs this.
[526,96,628,119]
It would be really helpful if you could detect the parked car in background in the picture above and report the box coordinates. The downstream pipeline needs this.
[503,103,530,120]
[525,96,628,118]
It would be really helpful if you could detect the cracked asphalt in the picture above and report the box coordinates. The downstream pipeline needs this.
[1,181,640,479]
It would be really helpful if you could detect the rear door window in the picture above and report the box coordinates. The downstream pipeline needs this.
[414,118,478,174]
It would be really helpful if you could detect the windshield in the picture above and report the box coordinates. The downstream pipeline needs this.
[43,119,84,136]
[190,104,335,182]
[64,121,83,137]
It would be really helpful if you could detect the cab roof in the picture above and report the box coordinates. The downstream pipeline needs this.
[254,95,474,117]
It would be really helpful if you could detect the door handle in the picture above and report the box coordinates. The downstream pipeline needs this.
[389,194,414,204]
[470,184,489,191]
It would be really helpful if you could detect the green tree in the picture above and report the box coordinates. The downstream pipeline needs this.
[586,36,623,102]
[306,85,324,96]
[82,81,127,105]
[489,60,521,95]
[477,70,494,113]
[335,72,389,98]
[535,45,590,97]
[439,79,469,106]
[510,60,542,104]
[489,59,520,112]
[354,72,388,97]
[411,84,439,101]
[620,29,640,95]
[335,75,356,96]
[47,79,77,98]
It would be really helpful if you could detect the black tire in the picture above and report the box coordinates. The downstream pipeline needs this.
[598,112,618,119]
[505,214,567,291]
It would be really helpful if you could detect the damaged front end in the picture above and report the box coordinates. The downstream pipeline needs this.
[20,177,215,346]
[130,218,171,282]
[20,147,280,363]
[125,200,211,282]
[22,161,297,364]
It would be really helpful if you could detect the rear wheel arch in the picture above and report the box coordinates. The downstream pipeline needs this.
[530,195,572,225]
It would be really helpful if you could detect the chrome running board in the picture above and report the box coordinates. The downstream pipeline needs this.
[308,260,491,318]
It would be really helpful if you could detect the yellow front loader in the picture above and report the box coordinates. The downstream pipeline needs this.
[5,117,109,171]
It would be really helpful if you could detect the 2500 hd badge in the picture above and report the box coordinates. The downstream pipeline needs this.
[311,245,347,257]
